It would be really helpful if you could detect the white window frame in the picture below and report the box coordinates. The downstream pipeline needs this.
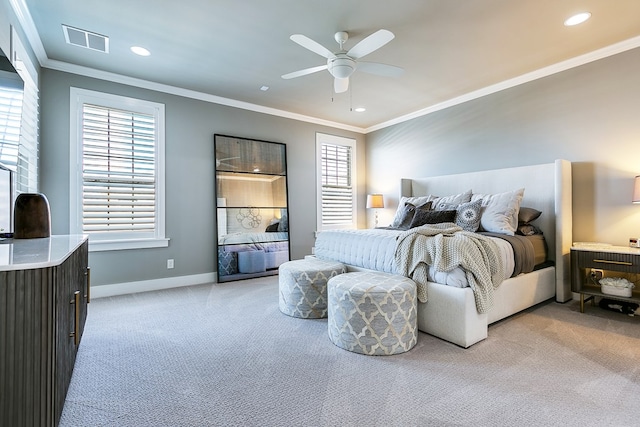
[69,87,168,251]
[316,133,357,231]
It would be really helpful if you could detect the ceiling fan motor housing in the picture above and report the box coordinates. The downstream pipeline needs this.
[328,54,356,79]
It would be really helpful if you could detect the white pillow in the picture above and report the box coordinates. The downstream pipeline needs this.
[431,189,472,210]
[471,188,524,235]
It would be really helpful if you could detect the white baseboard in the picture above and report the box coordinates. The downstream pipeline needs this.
[91,272,217,299]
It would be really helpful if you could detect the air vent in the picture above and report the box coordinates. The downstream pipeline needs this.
[62,25,109,53]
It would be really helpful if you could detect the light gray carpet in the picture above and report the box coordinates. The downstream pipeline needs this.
[60,276,640,427]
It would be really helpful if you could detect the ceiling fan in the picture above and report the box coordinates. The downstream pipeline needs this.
[281,29,404,94]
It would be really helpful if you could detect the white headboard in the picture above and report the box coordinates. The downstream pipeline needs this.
[400,159,572,302]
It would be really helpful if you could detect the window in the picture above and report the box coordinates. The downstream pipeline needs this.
[316,133,356,230]
[70,88,167,251]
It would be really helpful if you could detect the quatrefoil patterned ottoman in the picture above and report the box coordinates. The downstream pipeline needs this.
[328,271,418,355]
[279,258,347,319]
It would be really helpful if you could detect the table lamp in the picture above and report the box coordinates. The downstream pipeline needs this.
[366,194,385,228]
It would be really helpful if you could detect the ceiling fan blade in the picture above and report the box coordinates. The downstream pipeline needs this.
[334,77,349,93]
[347,29,395,59]
[357,61,404,77]
[290,34,336,59]
[281,65,328,79]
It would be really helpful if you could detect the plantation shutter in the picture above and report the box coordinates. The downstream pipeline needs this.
[321,142,353,226]
[81,104,156,235]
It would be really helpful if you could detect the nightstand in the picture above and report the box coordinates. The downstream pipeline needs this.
[570,243,640,313]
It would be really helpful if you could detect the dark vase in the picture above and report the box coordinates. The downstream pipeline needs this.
[14,193,51,239]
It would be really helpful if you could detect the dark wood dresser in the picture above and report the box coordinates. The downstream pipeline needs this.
[0,235,89,426]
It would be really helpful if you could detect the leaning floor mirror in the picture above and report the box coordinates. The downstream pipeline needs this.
[214,134,290,282]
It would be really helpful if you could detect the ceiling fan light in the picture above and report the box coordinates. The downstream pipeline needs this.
[328,57,356,79]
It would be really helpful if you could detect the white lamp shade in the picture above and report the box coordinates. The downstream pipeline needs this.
[366,194,384,209]
[634,176,640,203]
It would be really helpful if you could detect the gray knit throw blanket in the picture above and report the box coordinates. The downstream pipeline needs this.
[394,223,505,313]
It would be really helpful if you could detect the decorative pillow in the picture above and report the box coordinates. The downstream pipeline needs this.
[471,188,524,236]
[391,201,432,229]
[431,189,473,210]
[518,207,542,224]
[441,199,483,232]
[390,196,435,227]
[265,222,279,232]
[409,209,456,229]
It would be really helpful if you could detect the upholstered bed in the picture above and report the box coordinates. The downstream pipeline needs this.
[314,159,572,347]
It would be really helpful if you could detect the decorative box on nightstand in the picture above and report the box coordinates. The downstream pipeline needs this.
[570,243,640,313]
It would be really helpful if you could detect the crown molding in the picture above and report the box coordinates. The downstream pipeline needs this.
[365,35,640,133]
[43,58,366,133]
[9,0,47,62]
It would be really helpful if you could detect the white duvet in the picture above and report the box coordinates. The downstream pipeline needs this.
[314,228,514,288]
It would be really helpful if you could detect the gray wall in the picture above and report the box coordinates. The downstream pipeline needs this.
[39,69,365,286]
[366,47,640,247]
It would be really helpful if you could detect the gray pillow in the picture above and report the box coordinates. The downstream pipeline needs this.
[391,201,432,229]
[409,209,456,229]
[518,207,542,224]
[390,196,434,226]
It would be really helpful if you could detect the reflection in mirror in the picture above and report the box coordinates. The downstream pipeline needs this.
[0,48,22,236]
[0,47,24,171]
[214,134,290,282]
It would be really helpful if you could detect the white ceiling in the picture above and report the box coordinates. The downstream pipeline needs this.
[18,0,640,132]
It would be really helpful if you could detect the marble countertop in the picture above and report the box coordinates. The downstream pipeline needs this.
[0,235,88,271]
[571,242,640,254]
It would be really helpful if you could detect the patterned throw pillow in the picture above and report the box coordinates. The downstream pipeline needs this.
[431,189,473,210]
[455,199,483,232]
[439,199,483,232]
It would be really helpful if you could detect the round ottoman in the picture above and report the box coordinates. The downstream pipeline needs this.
[328,271,417,355]
[279,258,346,318]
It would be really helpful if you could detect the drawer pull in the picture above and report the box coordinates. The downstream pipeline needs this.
[70,291,80,346]
[85,267,91,303]
[593,259,634,266]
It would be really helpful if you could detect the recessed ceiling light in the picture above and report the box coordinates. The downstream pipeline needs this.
[354,107,366,113]
[564,12,591,26]
[260,86,269,91]
[130,46,151,56]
